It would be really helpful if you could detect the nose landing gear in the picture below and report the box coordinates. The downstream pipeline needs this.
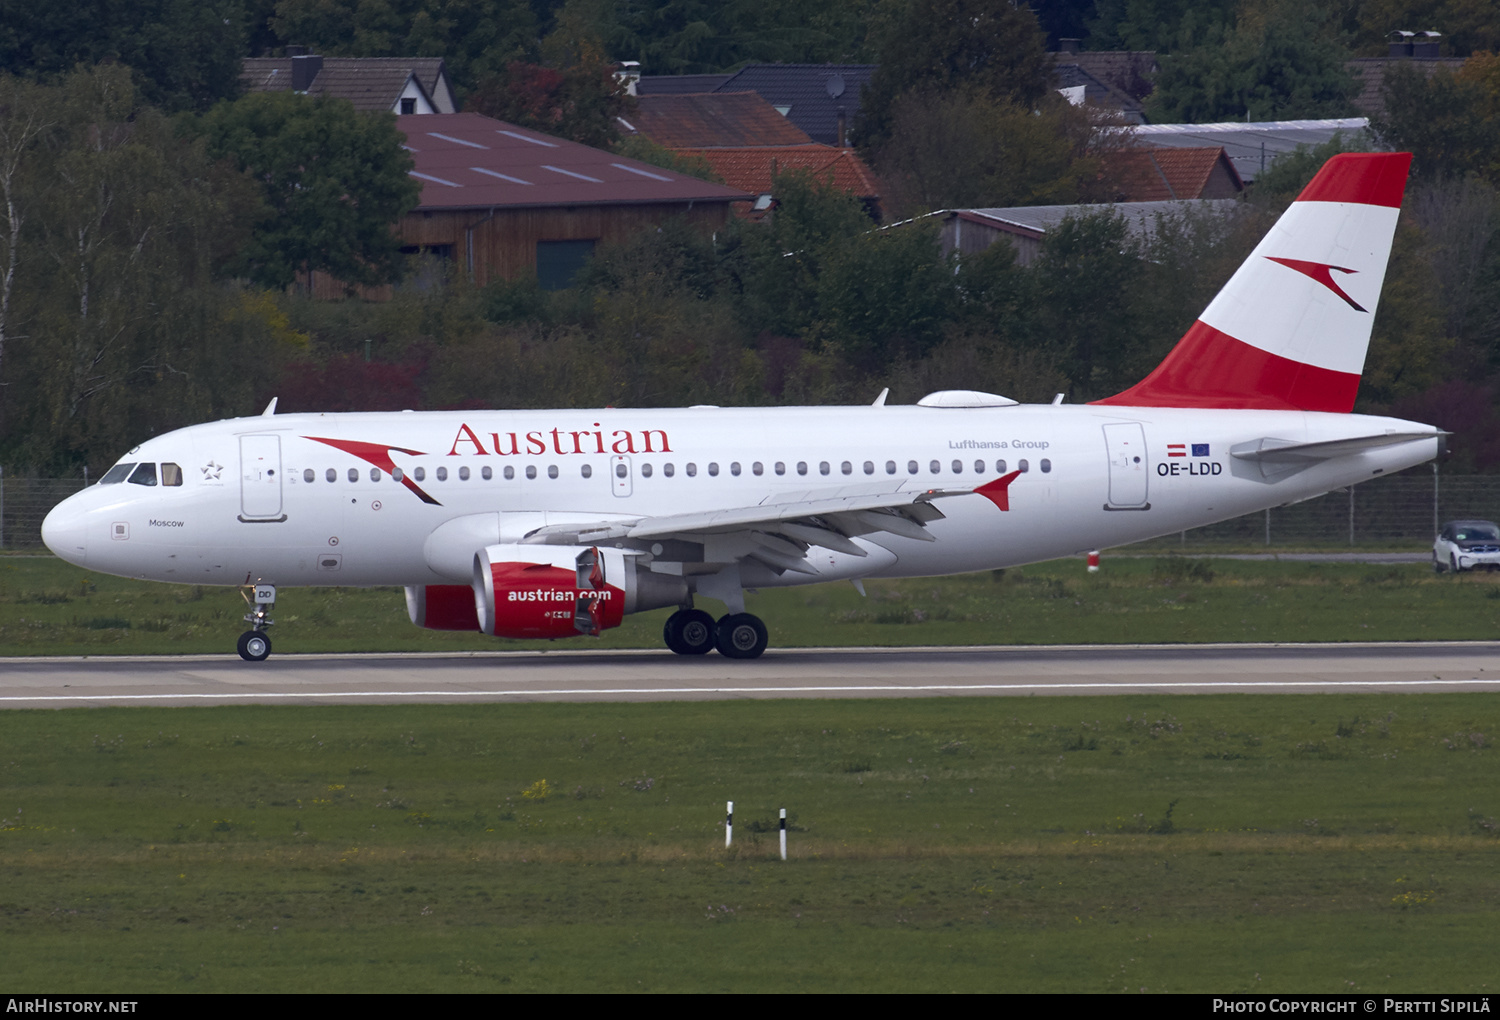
[237,582,276,661]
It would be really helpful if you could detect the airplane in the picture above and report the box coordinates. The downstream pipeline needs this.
[41,151,1440,662]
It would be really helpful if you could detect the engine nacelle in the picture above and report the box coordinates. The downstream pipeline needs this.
[405,584,481,631]
[473,544,685,639]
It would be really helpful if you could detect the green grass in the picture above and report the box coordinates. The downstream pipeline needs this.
[3,554,1500,656]
[1,697,1497,991]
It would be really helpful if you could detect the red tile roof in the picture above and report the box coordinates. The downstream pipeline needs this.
[1104,147,1243,202]
[676,145,881,199]
[397,113,751,211]
[628,92,814,148]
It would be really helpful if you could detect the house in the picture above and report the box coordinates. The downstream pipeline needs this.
[904,200,1240,266]
[1132,119,1371,184]
[1347,32,1467,118]
[315,112,751,297]
[1101,146,1245,202]
[242,51,458,114]
[638,65,876,146]
[675,145,883,221]
[623,92,815,148]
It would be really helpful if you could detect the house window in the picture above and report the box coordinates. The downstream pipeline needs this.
[401,97,417,115]
[536,239,596,290]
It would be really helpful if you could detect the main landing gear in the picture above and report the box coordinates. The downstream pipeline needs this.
[237,582,276,662]
[663,608,769,659]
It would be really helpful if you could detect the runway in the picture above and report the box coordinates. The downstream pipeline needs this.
[2,643,1499,707]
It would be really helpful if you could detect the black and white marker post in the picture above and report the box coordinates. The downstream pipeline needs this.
[726,801,733,848]
[779,808,787,861]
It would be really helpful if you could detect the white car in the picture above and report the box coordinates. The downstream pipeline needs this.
[1434,520,1500,572]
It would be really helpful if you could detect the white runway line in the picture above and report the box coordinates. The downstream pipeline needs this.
[5,677,1500,703]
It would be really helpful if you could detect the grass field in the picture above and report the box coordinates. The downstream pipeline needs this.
[1,697,1497,992]
[3,553,1500,656]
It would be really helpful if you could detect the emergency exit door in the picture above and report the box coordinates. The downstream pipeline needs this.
[239,435,285,520]
[1103,423,1150,510]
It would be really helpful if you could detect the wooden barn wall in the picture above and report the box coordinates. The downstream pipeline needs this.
[403,202,731,286]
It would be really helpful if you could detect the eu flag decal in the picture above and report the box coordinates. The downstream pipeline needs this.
[1192,443,1210,457]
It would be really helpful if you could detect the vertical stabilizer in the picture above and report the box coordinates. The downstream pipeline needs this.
[1094,152,1412,412]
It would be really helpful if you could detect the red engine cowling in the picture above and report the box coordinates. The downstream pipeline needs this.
[473,544,628,639]
[405,584,481,631]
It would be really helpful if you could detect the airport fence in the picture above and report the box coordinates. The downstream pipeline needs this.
[1,465,1498,552]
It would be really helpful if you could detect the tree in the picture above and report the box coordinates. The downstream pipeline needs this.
[267,0,542,97]
[855,0,1052,150]
[1371,61,1500,182]
[0,0,246,112]
[1030,211,1146,399]
[1145,11,1359,122]
[1087,0,1237,52]
[200,91,421,290]
[464,24,631,149]
[872,90,1126,217]
[0,65,274,472]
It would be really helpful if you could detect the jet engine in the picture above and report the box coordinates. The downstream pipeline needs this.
[405,584,481,631]
[472,544,687,639]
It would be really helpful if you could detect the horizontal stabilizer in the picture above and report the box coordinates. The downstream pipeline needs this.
[1230,432,1439,464]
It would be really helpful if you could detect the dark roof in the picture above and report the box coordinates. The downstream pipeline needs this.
[712,64,877,145]
[243,57,455,113]
[397,113,750,211]
[1065,51,1157,98]
[627,92,814,148]
[1347,56,1468,117]
[636,73,734,95]
[1053,63,1146,123]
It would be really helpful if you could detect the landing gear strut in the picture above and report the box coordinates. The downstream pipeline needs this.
[662,607,768,659]
[238,582,276,662]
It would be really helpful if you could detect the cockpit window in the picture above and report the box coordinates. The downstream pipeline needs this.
[99,463,135,485]
[160,463,183,486]
[127,462,158,486]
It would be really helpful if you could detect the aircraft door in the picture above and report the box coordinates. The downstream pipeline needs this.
[239,435,286,521]
[1102,423,1150,510]
[611,455,632,497]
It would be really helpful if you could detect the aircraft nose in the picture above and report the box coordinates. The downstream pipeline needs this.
[42,496,88,566]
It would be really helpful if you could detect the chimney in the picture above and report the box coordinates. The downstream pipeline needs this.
[1058,38,1081,55]
[1413,30,1442,58]
[285,45,308,57]
[1388,30,1414,58]
[291,53,323,93]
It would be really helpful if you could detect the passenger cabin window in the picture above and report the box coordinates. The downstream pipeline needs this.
[504,466,515,480]
[819,462,830,475]
[863,461,874,475]
[886,461,896,475]
[459,466,471,481]
[526,466,537,479]
[841,461,852,475]
[951,460,963,474]
[326,468,337,482]
[161,463,183,486]
[304,469,315,483]
[996,460,1007,473]
[1019,459,1029,472]
[907,461,918,475]
[797,462,807,475]
[128,463,158,486]
[100,463,134,484]
[974,460,985,474]
[752,462,763,476]
[775,462,786,475]
[730,462,741,476]
[348,468,359,482]
[482,466,494,480]
[664,463,675,477]
[392,468,404,482]
[547,465,558,479]
[686,463,697,477]
[1041,459,1052,473]
[436,467,448,481]
[640,463,653,478]
[708,462,719,477]
[414,467,426,482]
[370,468,382,482]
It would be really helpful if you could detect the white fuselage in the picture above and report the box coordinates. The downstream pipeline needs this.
[43,403,1440,589]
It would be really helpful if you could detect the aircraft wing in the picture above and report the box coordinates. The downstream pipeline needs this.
[522,472,1020,571]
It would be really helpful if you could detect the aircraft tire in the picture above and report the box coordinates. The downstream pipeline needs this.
[237,630,272,662]
[664,609,716,655]
[715,613,768,660]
